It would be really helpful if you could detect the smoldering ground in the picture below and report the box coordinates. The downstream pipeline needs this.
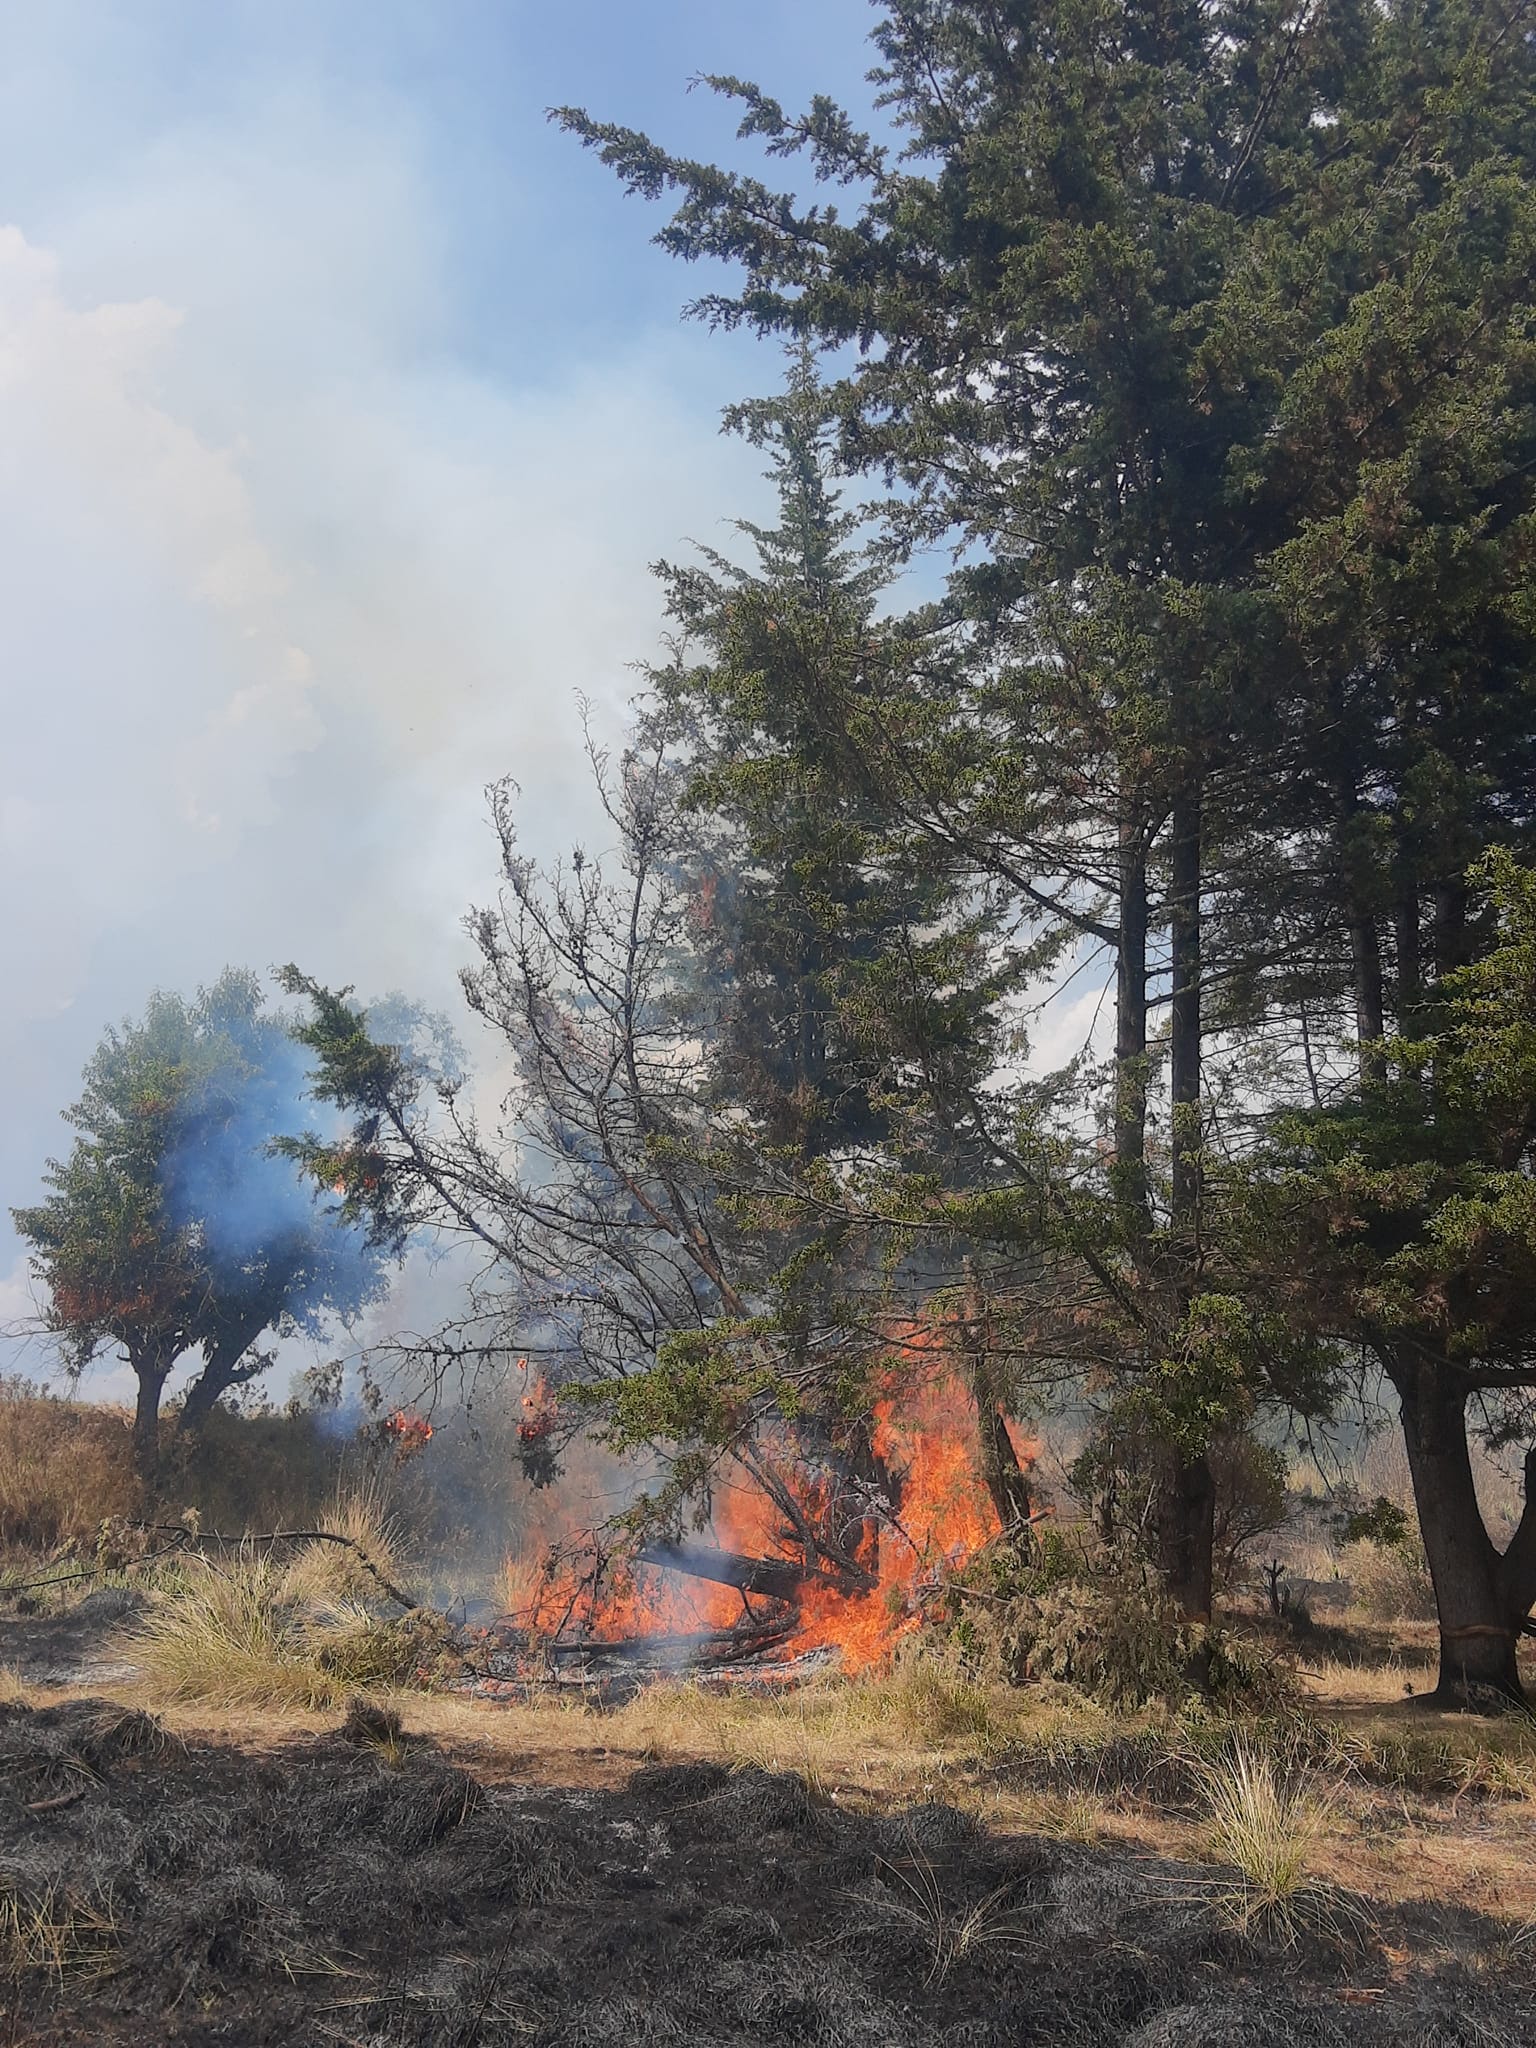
[2,1689,1531,2047]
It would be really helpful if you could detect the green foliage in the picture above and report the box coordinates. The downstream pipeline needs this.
[941,1539,1295,1712]
[12,973,400,1458]
[1263,853,1536,1377]
[585,1329,782,1449]
[1340,1498,1412,1551]
[647,344,1007,1168]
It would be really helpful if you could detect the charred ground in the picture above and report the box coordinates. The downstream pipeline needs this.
[2,1682,1532,2048]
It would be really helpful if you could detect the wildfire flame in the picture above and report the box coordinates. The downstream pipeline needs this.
[381,1407,434,1458]
[504,1320,1038,1674]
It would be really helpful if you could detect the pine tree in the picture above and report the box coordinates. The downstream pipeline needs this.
[1247,854,1536,1704]
[558,0,1536,1622]
[647,344,996,1164]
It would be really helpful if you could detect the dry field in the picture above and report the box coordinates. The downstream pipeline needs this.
[1,1582,1534,2048]
[2,1394,1532,2044]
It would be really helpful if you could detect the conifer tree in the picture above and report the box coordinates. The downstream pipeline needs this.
[646,344,998,1165]
[1246,854,1536,1704]
[558,0,1536,1621]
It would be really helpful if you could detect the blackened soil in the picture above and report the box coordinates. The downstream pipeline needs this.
[0,1591,145,1690]
[1,1700,1530,2047]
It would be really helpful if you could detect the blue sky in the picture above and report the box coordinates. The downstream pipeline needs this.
[0,1,891,1385]
[0,3,879,376]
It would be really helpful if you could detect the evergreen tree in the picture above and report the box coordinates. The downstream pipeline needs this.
[647,344,998,1164]
[1248,854,1536,1704]
[558,0,1536,1621]
[13,972,398,1481]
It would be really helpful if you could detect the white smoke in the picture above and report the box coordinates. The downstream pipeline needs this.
[0,177,770,1402]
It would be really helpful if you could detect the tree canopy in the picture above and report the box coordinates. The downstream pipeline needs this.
[539,0,1536,1701]
[13,970,400,1480]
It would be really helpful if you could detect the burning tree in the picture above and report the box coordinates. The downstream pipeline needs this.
[12,970,405,1482]
[280,373,1036,1639]
[282,748,1028,1628]
[283,740,884,1595]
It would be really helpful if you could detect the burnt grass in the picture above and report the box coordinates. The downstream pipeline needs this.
[1,1699,1532,2047]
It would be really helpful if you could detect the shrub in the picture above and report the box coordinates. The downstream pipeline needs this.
[1338,1496,1412,1548]
[1343,1537,1437,1624]
[937,1540,1297,1713]
[1013,1571,1189,1707]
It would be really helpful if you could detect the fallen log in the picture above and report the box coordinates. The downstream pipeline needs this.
[637,1541,813,1605]
[484,1612,799,1679]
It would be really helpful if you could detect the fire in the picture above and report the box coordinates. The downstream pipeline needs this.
[793,1364,1015,1669]
[380,1407,434,1458]
[515,1361,561,1488]
[499,1318,1038,1676]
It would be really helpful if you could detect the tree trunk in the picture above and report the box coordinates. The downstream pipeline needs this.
[1434,878,1468,980]
[637,1542,822,1605]
[963,1261,1034,1550]
[129,1352,169,1488]
[177,1326,273,1439]
[1333,760,1385,1083]
[1159,783,1215,1623]
[1393,841,1422,1033]
[1169,787,1202,1239]
[1391,1353,1532,1708]
[177,1367,232,1439]
[1351,913,1387,1082]
[1114,812,1150,1235]
[835,1413,896,1574]
[1157,1450,1216,1625]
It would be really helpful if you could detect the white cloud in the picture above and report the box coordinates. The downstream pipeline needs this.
[1023,972,1117,1080]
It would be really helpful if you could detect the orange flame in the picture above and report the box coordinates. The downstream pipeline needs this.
[502,1317,1037,1673]
[381,1407,434,1459]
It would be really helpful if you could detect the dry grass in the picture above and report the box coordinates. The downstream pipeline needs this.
[493,1544,547,1619]
[0,1380,138,1553]
[0,1378,375,1566]
[275,1482,413,1607]
[1343,1539,1437,1624]
[0,1878,120,1985]
[132,1540,422,1711]
[608,1657,1024,1793]
[134,1555,337,1710]
[0,1665,34,1708]
[1198,1741,1327,1941]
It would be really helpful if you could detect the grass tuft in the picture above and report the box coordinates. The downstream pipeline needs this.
[135,1556,334,1709]
[0,1666,33,1709]
[276,1483,411,1609]
[339,1695,410,1766]
[1197,1740,1344,1945]
[856,1852,1031,1985]
[134,1551,419,1711]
